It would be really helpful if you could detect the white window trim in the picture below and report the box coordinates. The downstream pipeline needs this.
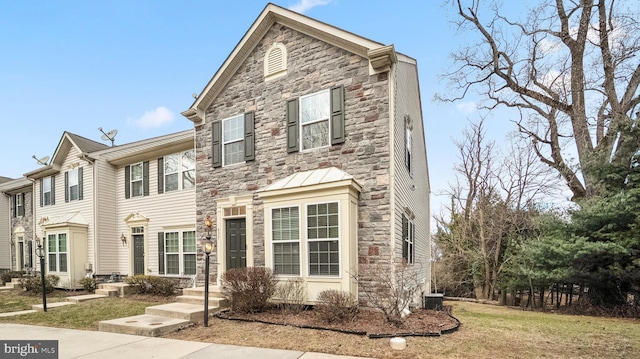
[264,42,288,81]
[47,233,68,273]
[164,150,195,192]
[222,114,245,166]
[16,193,23,216]
[271,205,302,277]
[130,162,144,198]
[164,230,197,276]
[68,168,79,201]
[43,177,52,206]
[299,89,331,152]
[305,201,341,278]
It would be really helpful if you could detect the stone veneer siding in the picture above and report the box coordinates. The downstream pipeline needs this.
[194,24,392,301]
[10,191,34,271]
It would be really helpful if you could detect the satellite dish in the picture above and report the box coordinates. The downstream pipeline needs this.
[32,155,50,166]
[98,127,118,147]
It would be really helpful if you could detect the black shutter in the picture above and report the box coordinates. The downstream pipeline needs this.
[157,158,164,194]
[244,111,255,161]
[143,161,149,196]
[330,85,345,145]
[20,193,25,216]
[39,179,43,207]
[410,223,415,264]
[11,194,16,218]
[286,98,299,153]
[64,171,69,202]
[124,166,131,199]
[402,215,408,261]
[158,232,165,275]
[212,121,222,168]
[51,176,55,205]
[78,167,83,200]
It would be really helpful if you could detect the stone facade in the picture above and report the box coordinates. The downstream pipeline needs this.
[194,24,393,296]
[9,190,34,272]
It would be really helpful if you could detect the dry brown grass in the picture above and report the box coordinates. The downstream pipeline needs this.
[166,301,640,359]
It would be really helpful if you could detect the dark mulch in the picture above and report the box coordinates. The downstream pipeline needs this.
[216,306,459,338]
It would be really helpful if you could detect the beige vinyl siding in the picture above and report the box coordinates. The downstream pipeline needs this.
[114,153,196,276]
[93,158,119,274]
[0,191,10,269]
[392,60,431,293]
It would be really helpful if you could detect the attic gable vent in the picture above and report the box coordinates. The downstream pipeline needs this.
[264,42,287,81]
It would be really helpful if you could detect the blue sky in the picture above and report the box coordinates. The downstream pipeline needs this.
[0,0,512,221]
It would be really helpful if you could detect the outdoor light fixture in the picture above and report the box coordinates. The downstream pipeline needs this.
[120,233,127,246]
[34,235,47,312]
[203,215,214,327]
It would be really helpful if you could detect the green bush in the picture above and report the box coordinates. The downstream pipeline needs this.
[78,277,97,292]
[1,271,23,285]
[222,267,277,313]
[123,275,177,296]
[315,289,358,323]
[20,274,60,294]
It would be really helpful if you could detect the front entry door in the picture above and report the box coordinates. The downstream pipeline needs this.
[226,219,246,270]
[133,234,145,275]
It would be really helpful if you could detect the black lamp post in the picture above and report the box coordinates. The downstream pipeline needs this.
[203,215,214,327]
[34,236,47,312]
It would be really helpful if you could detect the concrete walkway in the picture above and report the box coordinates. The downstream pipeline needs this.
[0,324,375,359]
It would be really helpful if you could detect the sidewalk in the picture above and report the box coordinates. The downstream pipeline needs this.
[0,323,375,359]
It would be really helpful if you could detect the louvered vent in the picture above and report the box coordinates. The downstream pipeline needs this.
[264,43,287,80]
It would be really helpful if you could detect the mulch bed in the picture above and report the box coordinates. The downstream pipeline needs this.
[216,306,460,338]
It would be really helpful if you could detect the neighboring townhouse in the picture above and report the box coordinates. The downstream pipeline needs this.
[182,4,431,304]
[22,130,195,288]
[0,176,34,272]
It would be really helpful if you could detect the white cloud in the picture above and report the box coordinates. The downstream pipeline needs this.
[130,106,174,129]
[288,0,332,14]
[456,101,477,114]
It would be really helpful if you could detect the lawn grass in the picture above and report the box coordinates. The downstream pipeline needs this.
[0,291,638,359]
[0,290,168,330]
[0,290,70,313]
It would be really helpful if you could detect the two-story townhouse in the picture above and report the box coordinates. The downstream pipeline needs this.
[182,4,431,305]
[24,132,110,287]
[23,130,196,287]
[0,176,35,272]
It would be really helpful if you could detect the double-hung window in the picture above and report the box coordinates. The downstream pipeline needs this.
[272,207,300,275]
[13,193,25,217]
[163,230,196,275]
[300,90,330,150]
[47,233,68,272]
[405,116,412,173]
[307,202,340,276]
[130,163,144,197]
[42,177,53,206]
[161,150,195,192]
[402,215,415,264]
[66,167,83,201]
[223,115,245,166]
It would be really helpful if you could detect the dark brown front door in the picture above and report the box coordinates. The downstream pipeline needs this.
[226,219,246,270]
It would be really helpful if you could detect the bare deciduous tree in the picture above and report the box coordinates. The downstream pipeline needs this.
[438,0,640,200]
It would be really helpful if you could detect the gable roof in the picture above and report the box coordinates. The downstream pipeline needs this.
[181,2,400,124]
[25,132,109,179]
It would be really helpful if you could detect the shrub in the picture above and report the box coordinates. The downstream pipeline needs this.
[1,271,23,285]
[351,259,422,326]
[222,267,277,313]
[315,289,358,323]
[20,274,60,294]
[274,278,306,314]
[124,275,177,296]
[78,277,97,292]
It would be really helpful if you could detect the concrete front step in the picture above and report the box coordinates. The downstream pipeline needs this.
[96,283,131,297]
[144,302,220,322]
[175,295,228,307]
[182,286,225,298]
[66,294,107,303]
[95,288,119,297]
[32,301,75,311]
[98,314,191,337]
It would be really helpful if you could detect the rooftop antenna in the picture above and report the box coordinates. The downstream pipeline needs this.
[32,155,50,166]
[98,127,118,147]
